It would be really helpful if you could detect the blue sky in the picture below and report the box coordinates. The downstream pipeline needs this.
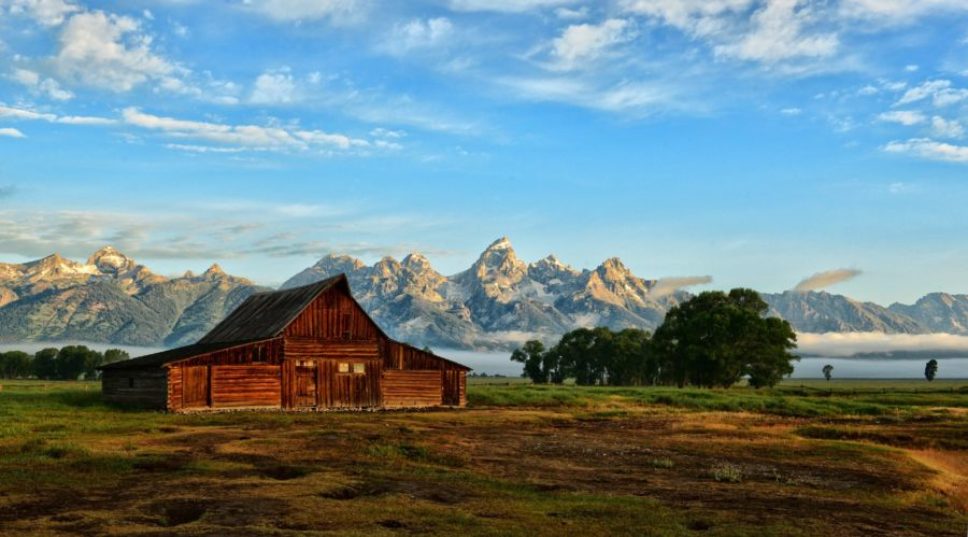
[1,0,968,304]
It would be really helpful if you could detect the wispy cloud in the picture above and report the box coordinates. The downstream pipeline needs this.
[883,138,968,163]
[0,128,26,138]
[651,275,713,297]
[793,268,862,292]
[877,110,925,126]
[447,0,575,13]
[122,107,371,152]
[241,0,370,23]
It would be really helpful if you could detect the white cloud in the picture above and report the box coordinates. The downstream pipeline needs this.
[499,76,676,115]
[122,107,372,152]
[840,0,968,21]
[793,268,861,292]
[387,17,454,54]
[931,116,964,139]
[877,110,925,126]
[6,0,80,26]
[242,0,368,23]
[623,0,836,64]
[250,68,296,104]
[713,0,838,63]
[549,18,636,70]
[52,11,176,92]
[10,68,74,100]
[447,0,575,13]
[554,6,588,20]
[797,332,968,357]
[651,275,713,297]
[0,128,26,138]
[370,127,405,139]
[904,64,918,72]
[896,80,968,107]
[883,138,968,163]
[780,107,802,115]
[621,0,753,39]
[0,104,115,125]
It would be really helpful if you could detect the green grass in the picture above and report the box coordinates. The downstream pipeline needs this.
[467,380,968,417]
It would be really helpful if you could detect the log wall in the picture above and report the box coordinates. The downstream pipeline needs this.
[212,365,281,408]
[383,370,442,408]
[102,368,168,409]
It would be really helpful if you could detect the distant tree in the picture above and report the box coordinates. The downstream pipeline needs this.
[32,348,59,379]
[511,340,547,383]
[924,359,938,382]
[553,328,610,386]
[56,346,102,380]
[652,288,798,388]
[0,351,32,379]
[601,328,654,386]
[102,349,130,366]
[822,364,834,382]
[746,317,798,389]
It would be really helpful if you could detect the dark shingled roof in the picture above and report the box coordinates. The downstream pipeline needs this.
[99,339,269,370]
[198,275,345,344]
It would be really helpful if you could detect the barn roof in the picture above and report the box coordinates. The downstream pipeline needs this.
[99,339,270,370]
[198,275,347,344]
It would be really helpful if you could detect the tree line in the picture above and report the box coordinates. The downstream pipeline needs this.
[0,346,130,380]
[511,288,798,389]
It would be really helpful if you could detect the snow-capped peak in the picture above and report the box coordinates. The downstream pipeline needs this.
[485,236,514,252]
[87,246,136,274]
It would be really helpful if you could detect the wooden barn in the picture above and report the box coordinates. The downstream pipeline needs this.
[100,275,469,412]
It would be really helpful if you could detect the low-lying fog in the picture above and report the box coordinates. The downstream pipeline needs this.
[2,332,967,379]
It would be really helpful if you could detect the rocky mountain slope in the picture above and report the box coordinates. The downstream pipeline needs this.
[0,247,265,346]
[284,237,698,348]
[1,239,966,350]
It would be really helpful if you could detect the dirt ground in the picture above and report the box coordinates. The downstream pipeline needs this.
[1,403,966,537]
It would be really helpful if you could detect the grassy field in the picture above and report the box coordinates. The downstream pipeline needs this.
[0,380,966,536]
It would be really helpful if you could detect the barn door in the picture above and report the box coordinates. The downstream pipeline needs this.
[183,366,210,408]
[295,360,317,408]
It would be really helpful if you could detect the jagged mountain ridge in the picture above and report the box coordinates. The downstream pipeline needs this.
[283,237,691,348]
[0,247,266,346]
[1,239,966,350]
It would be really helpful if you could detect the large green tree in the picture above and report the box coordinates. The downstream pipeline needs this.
[0,351,32,379]
[652,288,798,388]
[32,348,59,379]
[56,346,103,380]
[511,340,547,383]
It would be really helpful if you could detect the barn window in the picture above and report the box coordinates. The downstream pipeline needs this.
[341,312,352,340]
[128,377,134,388]
[353,363,366,374]
[338,362,350,373]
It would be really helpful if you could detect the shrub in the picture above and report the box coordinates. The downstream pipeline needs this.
[711,462,743,483]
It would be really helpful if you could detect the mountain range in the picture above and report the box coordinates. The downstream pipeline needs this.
[1,238,966,350]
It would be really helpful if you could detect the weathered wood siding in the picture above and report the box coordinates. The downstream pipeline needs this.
[283,339,382,409]
[284,287,382,340]
[443,369,467,407]
[211,365,281,408]
[384,341,468,407]
[383,370,442,408]
[168,366,183,412]
[102,368,167,409]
